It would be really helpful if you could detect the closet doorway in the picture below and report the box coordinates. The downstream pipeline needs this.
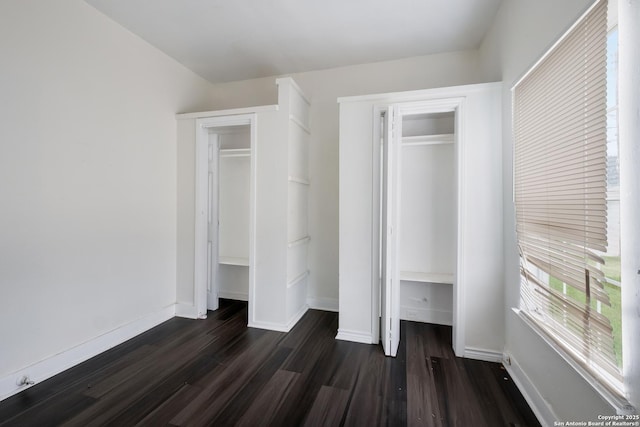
[194,114,256,318]
[377,99,463,357]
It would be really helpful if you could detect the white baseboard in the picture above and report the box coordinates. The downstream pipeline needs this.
[503,353,557,427]
[218,290,249,302]
[335,328,375,344]
[307,296,338,312]
[286,304,309,331]
[248,320,289,333]
[400,306,452,326]
[175,302,198,319]
[464,347,503,363]
[248,304,309,333]
[0,304,176,402]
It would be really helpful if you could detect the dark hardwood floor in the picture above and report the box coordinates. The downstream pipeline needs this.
[0,300,540,426]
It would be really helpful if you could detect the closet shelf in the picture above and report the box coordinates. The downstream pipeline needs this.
[402,134,454,146]
[399,271,453,284]
[219,256,249,266]
[220,148,250,158]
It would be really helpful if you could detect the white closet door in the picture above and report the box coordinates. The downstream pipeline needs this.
[207,136,219,311]
[381,106,400,357]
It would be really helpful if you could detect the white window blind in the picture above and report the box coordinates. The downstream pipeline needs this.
[513,0,621,388]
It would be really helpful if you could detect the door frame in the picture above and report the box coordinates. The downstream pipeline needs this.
[372,97,467,357]
[194,114,257,319]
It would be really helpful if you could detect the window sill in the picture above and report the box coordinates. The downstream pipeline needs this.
[511,307,635,415]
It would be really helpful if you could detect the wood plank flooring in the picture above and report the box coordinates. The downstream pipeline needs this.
[0,300,540,426]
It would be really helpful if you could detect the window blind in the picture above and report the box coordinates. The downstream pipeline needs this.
[513,0,620,386]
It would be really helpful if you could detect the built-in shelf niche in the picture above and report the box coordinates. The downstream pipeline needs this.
[217,125,251,301]
[398,111,455,324]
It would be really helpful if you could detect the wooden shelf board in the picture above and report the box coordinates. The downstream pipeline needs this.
[399,271,453,284]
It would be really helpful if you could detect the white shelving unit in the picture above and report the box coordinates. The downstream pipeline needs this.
[284,79,312,325]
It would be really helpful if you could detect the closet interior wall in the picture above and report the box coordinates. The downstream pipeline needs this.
[216,126,251,301]
[398,112,455,326]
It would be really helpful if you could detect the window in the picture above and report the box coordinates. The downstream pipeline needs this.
[513,0,623,394]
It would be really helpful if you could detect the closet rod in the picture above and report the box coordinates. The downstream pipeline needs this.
[220,148,251,158]
[402,134,454,146]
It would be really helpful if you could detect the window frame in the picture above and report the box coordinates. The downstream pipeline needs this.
[510,0,633,411]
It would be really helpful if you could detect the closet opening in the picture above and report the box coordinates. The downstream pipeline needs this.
[377,103,461,357]
[194,114,256,319]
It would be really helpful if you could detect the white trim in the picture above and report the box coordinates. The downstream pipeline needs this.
[287,304,309,331]
[289,114,311,134]
[370,105,385,354]
[248,320,290,333]
[219,148,250,158]
[195,119,212,318]
[175,303,198,319]
[399,271,453,284]
[307,296,339,312]
[218,290,249,302]
[400,306,452,326]
[335,329,375,344]
[287,270,309,288]
[463,347,503,363]
[338,82,501,104]
[219,256,250,266]
[287,236,311,248]
[248,304,308,333]
[288,176,310,186]
[248,116,258,328]
[0,304,175,402]
[401,134,454,146]
[453,98,466,358]
[276,77,311,106]
[194,114,257,322]
[503,353,559,427]
[176,105,277,120]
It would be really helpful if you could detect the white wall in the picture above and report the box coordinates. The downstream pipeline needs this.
[0,0,215,383]
[176,50,486,311]
[479,0,638,421]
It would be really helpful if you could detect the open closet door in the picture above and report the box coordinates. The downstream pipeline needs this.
[381,106,400,357]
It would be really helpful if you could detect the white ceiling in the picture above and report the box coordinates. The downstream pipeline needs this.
[86,0,502,84]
